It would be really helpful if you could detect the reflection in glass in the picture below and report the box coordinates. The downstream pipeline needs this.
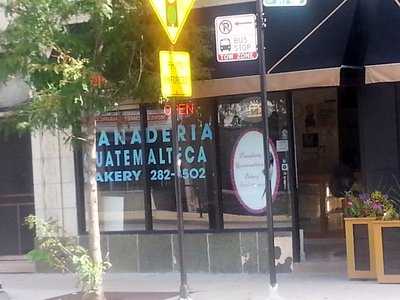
[95,110,145,231]
[149,102,216,230]
[217,94,292,229]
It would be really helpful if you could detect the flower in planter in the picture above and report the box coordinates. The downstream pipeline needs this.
[371,202,383,213]
[345,190,400,220]
[345,192,372,218]
[370,191,400,220]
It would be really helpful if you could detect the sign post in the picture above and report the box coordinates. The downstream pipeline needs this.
[170,96,189,300]
[159,49,192,300]
[256,0,277,288]
[256,0,307,288]
[150,1,194,299]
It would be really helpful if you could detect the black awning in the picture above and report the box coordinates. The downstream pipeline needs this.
[363,0,400,84]
[266,0,358,74]
[365,0,400,66]
[192,0,360,97]
[193,0,358,77]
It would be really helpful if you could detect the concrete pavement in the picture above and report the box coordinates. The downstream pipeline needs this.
[0,260,399,300]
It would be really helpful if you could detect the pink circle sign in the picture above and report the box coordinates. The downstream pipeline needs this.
[232,130,280,213]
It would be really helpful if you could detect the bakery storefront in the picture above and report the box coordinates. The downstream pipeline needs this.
[2,0,400,277]
[94,97,293,230]
[75,94,295,273]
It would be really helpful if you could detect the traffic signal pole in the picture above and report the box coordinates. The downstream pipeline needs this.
[256,0,278,288]
[169,17,189,296]
[149,0,195,298]
[171,96,191,300]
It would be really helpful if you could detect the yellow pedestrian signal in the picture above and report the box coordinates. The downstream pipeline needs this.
[159,51,192,98]
[149,0,195,44]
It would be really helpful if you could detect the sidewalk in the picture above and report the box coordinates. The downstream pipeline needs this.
[0,261,399,300]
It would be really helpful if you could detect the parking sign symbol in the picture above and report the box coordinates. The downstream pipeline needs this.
[219,20,232,34]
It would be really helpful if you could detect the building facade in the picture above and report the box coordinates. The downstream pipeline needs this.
[1,0,400,274]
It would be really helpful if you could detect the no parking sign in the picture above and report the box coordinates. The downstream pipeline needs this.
[215,14,258,63]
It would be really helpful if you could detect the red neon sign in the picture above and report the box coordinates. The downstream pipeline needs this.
[164,103,195,116]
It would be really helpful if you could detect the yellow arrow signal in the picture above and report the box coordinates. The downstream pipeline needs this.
[149,0,196,44]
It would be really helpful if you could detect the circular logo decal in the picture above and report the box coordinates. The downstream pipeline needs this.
[232,130,280,213]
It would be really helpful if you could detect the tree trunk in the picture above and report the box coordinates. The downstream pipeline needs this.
[82,116,105,300]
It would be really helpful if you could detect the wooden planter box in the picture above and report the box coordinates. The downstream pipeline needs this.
[373,220,400,283]
[344,217,376,279]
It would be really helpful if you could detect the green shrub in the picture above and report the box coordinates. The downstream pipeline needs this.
[25,215,111,295]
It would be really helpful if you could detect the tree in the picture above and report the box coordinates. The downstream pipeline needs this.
[0,0,211,299]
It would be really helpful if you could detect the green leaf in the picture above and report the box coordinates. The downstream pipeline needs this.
[100,1,113,20]
[82,82,89,92]
[26,249,50,263]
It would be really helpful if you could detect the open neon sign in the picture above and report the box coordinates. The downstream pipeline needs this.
[164,103,195,116]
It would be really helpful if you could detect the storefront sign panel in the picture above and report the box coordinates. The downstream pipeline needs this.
[95,110,213,184]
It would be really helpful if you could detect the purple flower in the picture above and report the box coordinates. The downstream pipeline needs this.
[372,202,383,212]
[359,193,370,203]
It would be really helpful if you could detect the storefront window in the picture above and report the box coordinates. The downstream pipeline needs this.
[217,94,292,229]
[95,110,146,231]
[88,96,292,233]
[92,101,217,232]
[148,101,217,230]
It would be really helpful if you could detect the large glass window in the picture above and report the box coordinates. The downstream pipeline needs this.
[92,100,218,232]
[217,94,292,229]
[148,101,217,230]
[87,96,293,233]
[96,110,146,231]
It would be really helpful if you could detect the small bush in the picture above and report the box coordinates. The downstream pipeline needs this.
[25,215,111,295]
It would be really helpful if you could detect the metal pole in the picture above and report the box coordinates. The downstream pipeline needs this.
[256,0,277,287]
[139,104,153,231]
[171,98,190,299]
[287,93,301,263]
